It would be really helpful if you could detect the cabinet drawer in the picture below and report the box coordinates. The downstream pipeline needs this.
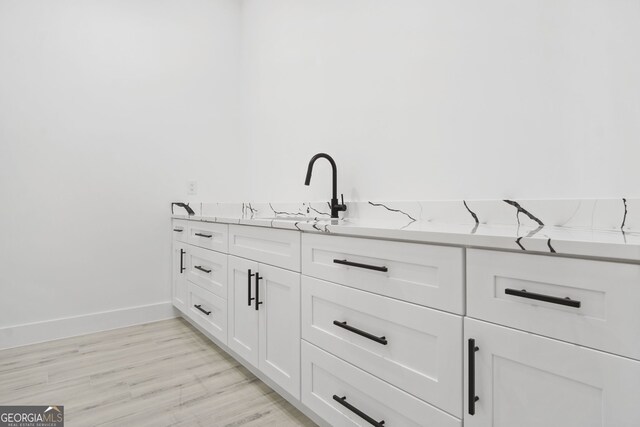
[229,225,300,271]
[467,249,640,360]
[302,276,462,417]
[187,283,227,344]
[464,318,640,427]
[302,341,461,427]
[302,233,464,313]
[186,246,227,299]
[172,219,189,243]
[187,221,228,253]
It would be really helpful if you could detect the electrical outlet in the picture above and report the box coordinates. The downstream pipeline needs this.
[187,180,198,195]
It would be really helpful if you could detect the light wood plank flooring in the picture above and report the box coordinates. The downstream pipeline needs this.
[0,318,317,426]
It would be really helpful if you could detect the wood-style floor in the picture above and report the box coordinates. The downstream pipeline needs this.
[0,318,317,426]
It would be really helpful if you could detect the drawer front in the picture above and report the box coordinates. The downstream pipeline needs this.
[302,341,461,427]
[186,246,227,299]
[172,219,189,243]
[302,233,464,313]
[229,225,301,271]
[467,249,640,360]
[187,282,227,344]
[302,276,462,417]
[187,221,228,253]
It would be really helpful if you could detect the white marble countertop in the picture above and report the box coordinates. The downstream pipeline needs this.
[172,198,640,262]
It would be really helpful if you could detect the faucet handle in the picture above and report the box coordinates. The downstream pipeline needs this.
[338,194,347,212]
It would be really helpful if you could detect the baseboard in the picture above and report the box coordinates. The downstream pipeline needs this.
[0,302,177,350]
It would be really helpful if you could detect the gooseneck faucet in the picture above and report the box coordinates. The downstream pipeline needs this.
[304,153,347,219]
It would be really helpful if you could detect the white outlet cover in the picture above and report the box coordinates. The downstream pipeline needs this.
[187,180,198,195]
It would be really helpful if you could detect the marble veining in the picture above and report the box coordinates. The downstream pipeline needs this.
[171,198,640,261]
[463,201,479,225]
[503,200,545,226]
[367,201,417,222]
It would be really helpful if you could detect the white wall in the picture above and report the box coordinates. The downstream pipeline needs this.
[0,0,244,335]
[3,0,640,344]
[241,0,640,202]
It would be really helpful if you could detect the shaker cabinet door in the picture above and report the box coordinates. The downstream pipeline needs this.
[464,318,640,427]
[258,263,301,399]
[227,255,259,367]
[172,242,188,312]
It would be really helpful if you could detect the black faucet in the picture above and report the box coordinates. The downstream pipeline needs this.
[304,153,347,219]
[172,202,195,216]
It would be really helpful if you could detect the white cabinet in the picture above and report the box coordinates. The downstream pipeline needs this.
[187,283,227,344]
[227,255,301,398]
[464,318,640,427]
[467,249,640,360]
[302,233,464,314]
[301,341,461,427]
[302,276,462,417]
[173,220,229,343]
[185,245,227,299]
[171,216,640,427]
[258,263,300,399]
[187,221,228,253]
[229,225,301,271]
[172,241,188,312]
[172,220,189,243]
[228,255,259,366]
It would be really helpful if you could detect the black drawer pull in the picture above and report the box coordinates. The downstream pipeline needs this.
[179,249,185,273]
[333,321,387,345]
[247,269,255,306]
[173,228,183,232]
[255,273,263,310]
[332,395,385,427]
[468,338,479,415]
[333,259,388,272]
[194,304,211,315]
[194,265,211,274]
[194,232,213,238]
[505,288,581,308]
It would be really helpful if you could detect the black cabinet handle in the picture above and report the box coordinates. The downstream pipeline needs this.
[247,269,255,306]
[194,304,211,316]
[468,338,479,415]
[332,395,385,427]
[173,228,183,232]
[179,249,185,273]
[194,265,211,274]
[333,321,387,345]
[255,273,263,310]
[333,259,388,272]
[505,288,581,308]
[194,233,213,238]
